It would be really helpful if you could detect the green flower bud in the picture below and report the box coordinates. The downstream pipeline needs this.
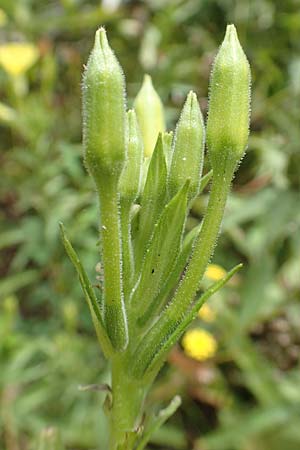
[134,74,165,157]
[206,24,251,174]
[168,91,205,202]
[82,28,126,182]
[119,109,143,204]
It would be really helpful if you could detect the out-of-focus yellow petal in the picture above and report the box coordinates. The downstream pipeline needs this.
[198,303,216,322]
[204,263,227,281]
[182,328,217,361]
[0,42,39,76]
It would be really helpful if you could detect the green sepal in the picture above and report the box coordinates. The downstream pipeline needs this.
[59,222,113,358]
[134,133,167,270]
[131,264,243,380]
[132,180,190,323]
[135,396,182,450]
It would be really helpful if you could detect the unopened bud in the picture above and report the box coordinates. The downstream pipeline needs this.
[168,91,205,202]
[134,74,165,157]
[206,24,251,174]
[119,109,143,203]
[82,28,126,182]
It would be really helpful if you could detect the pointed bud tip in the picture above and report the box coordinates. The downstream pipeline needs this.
[225,24,238,41]
[143,74,153,86]
[222,24,245,57]
[94,27,109,51]
[186,90,198,108]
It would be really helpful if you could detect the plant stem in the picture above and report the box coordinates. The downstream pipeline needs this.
[109,356,145,450]
[98,179,128,350]
[167,167,233,318]
[120,200,134,303]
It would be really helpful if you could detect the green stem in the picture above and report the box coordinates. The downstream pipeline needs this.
[98,179,128,351]
[109,356,145,450]
[166,168,232,318]
[120,200,134,303]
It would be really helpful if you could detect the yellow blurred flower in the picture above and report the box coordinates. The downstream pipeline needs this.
[204,263,226,281]
[198,303,216,322]
[182,328,217,361]
[0,9,7,26]
[0,42,39,76]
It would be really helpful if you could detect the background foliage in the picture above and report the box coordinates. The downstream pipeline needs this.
[1,0,300,449]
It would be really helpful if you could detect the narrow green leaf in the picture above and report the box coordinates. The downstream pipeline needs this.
[134,133,167,269]
[137,171,210,321]
[132,181,189,324]
[59,222,113,357]
[137,219,200,329]
[131,264,243,379]
[135,396,182,450]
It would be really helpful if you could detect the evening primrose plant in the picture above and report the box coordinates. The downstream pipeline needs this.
[60,24,250,450]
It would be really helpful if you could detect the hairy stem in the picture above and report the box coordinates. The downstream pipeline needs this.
[98,179,128,350]
[109,356,145,450]
[120,200,134,303]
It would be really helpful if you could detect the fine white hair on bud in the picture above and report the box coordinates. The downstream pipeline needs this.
[206,24,251,175]
[82,27,127,184]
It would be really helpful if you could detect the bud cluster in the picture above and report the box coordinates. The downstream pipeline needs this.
[61,24,251,450]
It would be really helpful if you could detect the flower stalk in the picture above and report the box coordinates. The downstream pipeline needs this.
[61,24,251,450]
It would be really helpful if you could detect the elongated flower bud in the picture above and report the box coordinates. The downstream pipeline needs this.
[119,109,143,204]
[206,25,251,174]
[82,28,126,182]
[168,91,205,202]
[134,74,165,157]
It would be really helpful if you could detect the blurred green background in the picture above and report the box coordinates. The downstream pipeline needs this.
[0,0,300,449]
